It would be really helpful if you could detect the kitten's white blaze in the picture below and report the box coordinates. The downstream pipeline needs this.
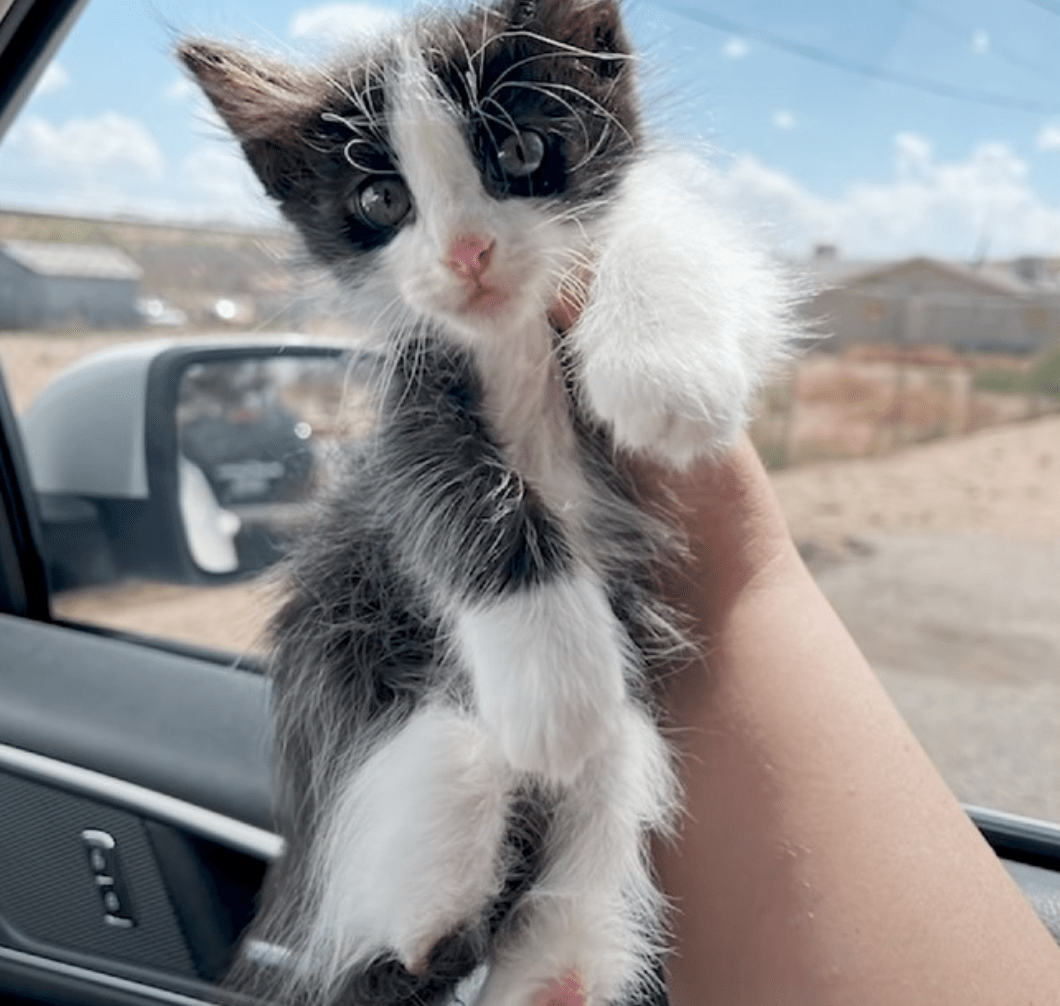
[387,45,592,519]
[385,43,580,349]
[390,43,492,254]
[307,708,510,978]
[456,573,629,784]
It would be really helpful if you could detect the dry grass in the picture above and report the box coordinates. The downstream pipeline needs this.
[754,347,1057,466]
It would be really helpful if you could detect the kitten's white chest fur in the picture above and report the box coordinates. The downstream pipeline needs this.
[476,319,587,520]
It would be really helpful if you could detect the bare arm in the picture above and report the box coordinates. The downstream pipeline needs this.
[644,440,1060,1005]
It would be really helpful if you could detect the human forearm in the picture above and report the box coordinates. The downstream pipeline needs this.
[648,445,1060,1005]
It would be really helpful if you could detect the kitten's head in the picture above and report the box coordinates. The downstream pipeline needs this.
[180,0,640,344]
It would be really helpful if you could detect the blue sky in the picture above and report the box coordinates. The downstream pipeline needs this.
[1,0,1059,260]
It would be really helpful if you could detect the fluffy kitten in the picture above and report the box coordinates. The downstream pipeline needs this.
[181,1,801,1003]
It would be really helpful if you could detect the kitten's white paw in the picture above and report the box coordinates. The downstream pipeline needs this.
[583,364,743,469]
[457,575,628,785]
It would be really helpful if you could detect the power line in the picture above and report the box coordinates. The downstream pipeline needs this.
[889,0,1060,84]
[658,3,1060,115]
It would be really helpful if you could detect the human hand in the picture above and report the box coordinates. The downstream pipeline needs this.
[632,438,799,644]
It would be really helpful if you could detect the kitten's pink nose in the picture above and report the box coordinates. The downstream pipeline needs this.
[445,234,494,279]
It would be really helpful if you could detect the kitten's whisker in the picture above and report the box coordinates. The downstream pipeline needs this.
[484,28,634,68]
[529,197,611,231]
[475,2,492,98]
[483,43,635,95]
[494,79,635,152]
[489,80,597,153]
[427,10,482,113]
[478,97,522,143]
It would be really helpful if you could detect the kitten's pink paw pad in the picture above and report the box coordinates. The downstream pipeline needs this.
[533,971,586,1006]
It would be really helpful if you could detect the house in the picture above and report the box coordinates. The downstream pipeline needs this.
[806,246,1060,354]
[0,240,143,330]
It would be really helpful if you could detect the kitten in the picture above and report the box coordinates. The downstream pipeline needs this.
[181,1,801,1003]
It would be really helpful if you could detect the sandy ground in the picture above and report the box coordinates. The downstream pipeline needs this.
[3,333,1058,820]
[773,414,1060,547]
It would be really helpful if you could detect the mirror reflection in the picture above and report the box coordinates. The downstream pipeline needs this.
[176,354,376,575]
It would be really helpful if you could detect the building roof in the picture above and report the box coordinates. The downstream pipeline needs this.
[805,252,1054,298]
[0,239,143,281]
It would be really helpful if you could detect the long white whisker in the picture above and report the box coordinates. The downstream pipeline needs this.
[484,44,634,94]
[493,79,634,151]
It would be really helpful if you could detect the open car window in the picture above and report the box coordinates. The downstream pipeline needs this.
[0,0,1057,834]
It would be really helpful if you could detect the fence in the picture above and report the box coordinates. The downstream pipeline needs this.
[752,345,1060,469]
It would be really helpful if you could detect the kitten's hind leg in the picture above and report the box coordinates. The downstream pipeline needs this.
[305,706,511,990]
[475,704,676,1006]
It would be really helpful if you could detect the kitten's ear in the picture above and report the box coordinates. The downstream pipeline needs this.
[178,40,325,201]
[509,0,630,74]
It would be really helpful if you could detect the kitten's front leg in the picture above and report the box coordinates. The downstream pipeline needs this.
[574,296,753,468]
[455,571,627,785]
[572,153,799,468]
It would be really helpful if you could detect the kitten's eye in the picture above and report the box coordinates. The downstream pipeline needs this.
[353,177,411,228]
[496,130,546,178]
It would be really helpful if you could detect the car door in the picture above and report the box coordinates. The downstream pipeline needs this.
[0,357,280,1005]
[4,340,1060,1006]
[0,1,274,998]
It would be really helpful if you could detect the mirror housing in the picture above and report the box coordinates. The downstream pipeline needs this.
[20,337,372,590]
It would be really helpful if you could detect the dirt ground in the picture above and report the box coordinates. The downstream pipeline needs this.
[3,332,1058,820]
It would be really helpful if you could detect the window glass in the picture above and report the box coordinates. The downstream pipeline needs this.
[0,0,1056,824]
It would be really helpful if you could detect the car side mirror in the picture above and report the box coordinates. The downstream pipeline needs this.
[20,339,378,590]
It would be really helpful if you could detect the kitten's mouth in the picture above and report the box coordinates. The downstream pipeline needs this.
[461,281,512,316]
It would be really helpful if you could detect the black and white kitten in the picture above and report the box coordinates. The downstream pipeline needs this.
[181,2,800,1004]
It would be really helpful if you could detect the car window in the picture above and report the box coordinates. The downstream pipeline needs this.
[0,0,1056,826]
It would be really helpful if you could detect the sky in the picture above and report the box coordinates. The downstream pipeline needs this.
[1,0,1059,261]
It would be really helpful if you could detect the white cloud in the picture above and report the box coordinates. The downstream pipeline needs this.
[34,63,69,96]
[166,77,199,102]
[290,3,400,43]
[714,135,1060,259]
[894,131,933,176]
[14,112,165,179]
[179,145,272,221]
[723,37,748,59]
[971,29,990,55]
[1037,123,1060,151]
[773,110,796,131]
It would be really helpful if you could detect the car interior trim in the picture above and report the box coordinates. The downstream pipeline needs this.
[0,944,218,1006]
[0,741,283,862]
[966,803,1060,870]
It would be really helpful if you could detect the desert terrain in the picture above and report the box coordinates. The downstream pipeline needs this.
[2,332,1058,821]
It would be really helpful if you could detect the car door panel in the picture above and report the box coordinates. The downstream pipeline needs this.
[0,613,278,1003]
[0,770,197,977]
[0,770,271,1005]
[1003,861,1060,946]
[0,614,274,831]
